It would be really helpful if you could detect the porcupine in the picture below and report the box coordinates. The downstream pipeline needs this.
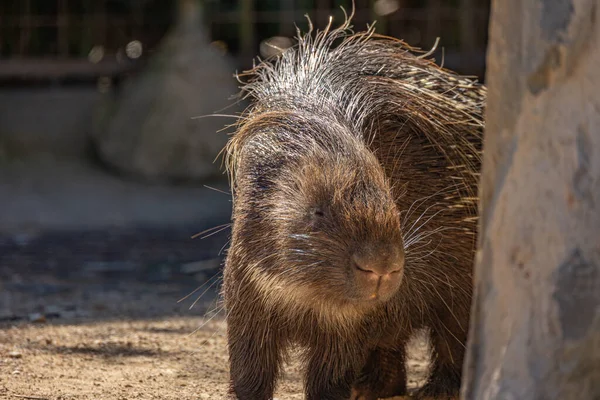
[221,14,485,400]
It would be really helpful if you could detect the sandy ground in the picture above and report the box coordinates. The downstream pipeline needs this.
[0,315,432,400]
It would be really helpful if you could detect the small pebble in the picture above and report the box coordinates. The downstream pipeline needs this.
[8,351,22,358]
[29,313,46,323]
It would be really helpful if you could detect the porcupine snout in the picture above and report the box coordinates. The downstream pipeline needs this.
[352,242,404,302]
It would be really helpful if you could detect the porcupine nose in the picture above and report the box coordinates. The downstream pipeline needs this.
[353,245,404,301]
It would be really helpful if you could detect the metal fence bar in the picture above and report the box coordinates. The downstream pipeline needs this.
[58,0,69,57]
[239,0,256,62]
[18,0,32,56]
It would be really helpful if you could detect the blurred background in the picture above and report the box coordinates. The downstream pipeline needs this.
[0,0,490,322]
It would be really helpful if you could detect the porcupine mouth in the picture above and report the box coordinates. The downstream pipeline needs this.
[353,269,404,304]
[351,248,405,304]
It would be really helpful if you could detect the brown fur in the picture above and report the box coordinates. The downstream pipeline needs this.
[221,15,485,400]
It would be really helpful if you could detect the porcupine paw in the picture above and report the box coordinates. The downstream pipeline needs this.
[410,394,458,400]
[350,378,407,400]
[350,386,380,400]
[410,383,459,400]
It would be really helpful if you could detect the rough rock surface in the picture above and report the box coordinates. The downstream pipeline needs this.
[93,3,242,183]
[463,0,600,398]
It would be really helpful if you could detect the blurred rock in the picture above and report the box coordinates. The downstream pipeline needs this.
[373,0,400,16]
[7,351,23,359]
[260,36,294,59]
[92,0,243,183]
[29,313,46,323]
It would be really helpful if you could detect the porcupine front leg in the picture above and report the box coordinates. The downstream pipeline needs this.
[350,347,408,400]
[226,307,284,400]
[304,339,369,400]
[413,320,467,400]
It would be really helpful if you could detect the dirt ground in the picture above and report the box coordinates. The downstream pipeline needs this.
[0,223,433,400]
[0,315,432,400]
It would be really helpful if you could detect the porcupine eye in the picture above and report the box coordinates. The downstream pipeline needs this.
[309,207,326,228]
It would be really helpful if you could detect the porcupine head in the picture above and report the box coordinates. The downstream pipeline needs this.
[229,107,407,315]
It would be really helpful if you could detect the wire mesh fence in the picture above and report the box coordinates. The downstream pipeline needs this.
[0,0,490,81]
